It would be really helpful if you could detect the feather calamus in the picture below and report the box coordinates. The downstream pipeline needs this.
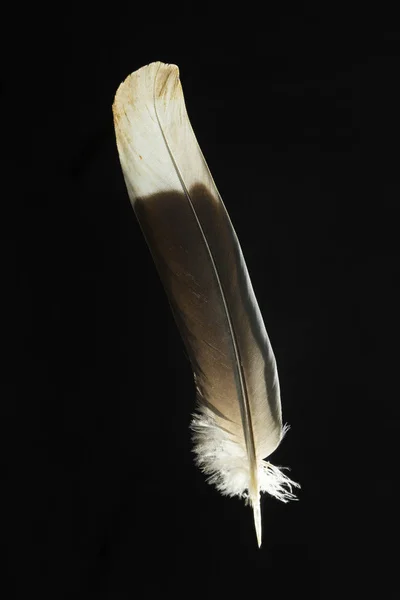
[112,62,299,546]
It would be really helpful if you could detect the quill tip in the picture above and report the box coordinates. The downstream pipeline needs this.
[252,494,262,548]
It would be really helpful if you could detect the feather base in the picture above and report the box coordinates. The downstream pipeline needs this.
[191,406,299,502]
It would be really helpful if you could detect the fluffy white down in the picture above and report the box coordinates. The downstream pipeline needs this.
[191,406,299,501]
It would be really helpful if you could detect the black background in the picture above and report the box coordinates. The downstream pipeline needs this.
[3,6,399,598]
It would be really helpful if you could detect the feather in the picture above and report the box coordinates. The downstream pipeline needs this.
[112,62,299,546]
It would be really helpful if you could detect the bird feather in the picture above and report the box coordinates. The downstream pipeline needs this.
[112,62,299,546]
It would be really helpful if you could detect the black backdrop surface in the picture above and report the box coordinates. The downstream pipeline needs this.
[3,7,399,598]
